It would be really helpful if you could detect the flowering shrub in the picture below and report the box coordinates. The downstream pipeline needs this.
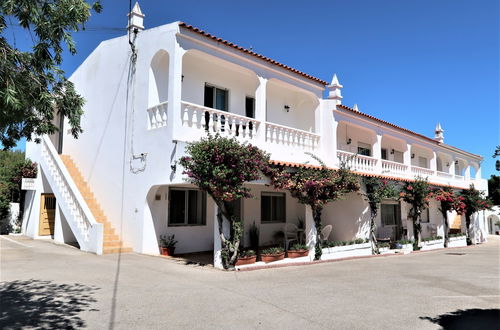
[458,185,493,244]
[399,177,431,247]
[265,155,359,260]
[434,188,466,247]
[362,177,400,254]
[179,135,270,269]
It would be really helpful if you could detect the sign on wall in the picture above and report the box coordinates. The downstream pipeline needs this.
[21,178,36,190]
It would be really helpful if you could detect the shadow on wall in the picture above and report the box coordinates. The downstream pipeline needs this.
[0,279,100,329]
[420,308,500,329]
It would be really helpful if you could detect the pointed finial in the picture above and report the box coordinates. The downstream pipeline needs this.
[327,73,343,102]
[353,104,359,112]
[330,74,342,88]
[434,122,444,143]
[128,2,145,31]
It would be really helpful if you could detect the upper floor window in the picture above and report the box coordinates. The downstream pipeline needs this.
[381,148,388,160]
[358,142,371,157]
[393,151,404,163]
[245,97,255,118]
[169,188,206,226]
[418,156,428,168]
[204,84,228,111]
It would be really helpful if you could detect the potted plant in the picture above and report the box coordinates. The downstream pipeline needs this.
[260,247,285,263]
[287,243,309,258]
[159,234,177,256]
[236,249,257,266]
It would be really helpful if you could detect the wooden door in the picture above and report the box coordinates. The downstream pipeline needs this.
[39,194,56,236]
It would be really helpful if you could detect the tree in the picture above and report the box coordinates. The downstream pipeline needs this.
[434,187,465,247]
[458,185,492,245]
[265,156,360,260]
[179,135,270,269]
[0,0,102,149]
[399,177,431,248]
[362,177,400,254]
[487,175,500,206]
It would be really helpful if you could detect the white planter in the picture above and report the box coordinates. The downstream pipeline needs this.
[379,247,393,254]
[447,236,467,248]
[321,242,372,260]
[420,239,444,251]
[393,243,413,254]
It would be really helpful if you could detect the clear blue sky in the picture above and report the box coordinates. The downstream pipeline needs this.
[8,0,499,178]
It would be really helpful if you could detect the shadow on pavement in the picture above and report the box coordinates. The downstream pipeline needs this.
[0,279,99,329]
[420,308,500,329]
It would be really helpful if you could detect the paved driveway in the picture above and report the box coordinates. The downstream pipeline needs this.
[1,235,499,329]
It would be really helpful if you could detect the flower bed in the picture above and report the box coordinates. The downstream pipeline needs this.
[321,239,372,260]
[447,235,467,248]
[420,236,444,251]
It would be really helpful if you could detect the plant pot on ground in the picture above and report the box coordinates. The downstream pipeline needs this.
[236,250,257,266]
[261,247,285,263]
[287,243,309,258]
[159,234,177,256]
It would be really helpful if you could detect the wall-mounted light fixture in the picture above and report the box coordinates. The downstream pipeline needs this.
[181,75,184,82]
[446,162,450,167]
[455,160,459,165]
[390,149,395,154]
[346,138,352,145]
[284,105,290,112]
[411,153,415,159]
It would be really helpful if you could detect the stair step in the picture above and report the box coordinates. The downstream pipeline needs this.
[103,247,132,254]
[104,234,119,241]
[103,240,123,248]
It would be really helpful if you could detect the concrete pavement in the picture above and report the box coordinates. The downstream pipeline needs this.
[1,235,499,329]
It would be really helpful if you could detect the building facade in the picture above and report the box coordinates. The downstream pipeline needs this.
[21,4,490,268]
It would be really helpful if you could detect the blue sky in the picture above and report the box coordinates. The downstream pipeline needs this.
[7,0,499,177]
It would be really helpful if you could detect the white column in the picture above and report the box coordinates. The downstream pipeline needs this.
[305,205,316,261]
[450,157,456,175]
[254,76,268,145]
[373,133,383,173]
[430,151,437,175]
[168,45,185,141]
[403,143,412,177]
[476,163,482,179]
[464,164,471,180]
[53,204,64,244]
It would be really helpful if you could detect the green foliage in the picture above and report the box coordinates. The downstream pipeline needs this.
[422,235,443,242]
[459,185,492,217]
[159,234,177,248]
[265,156,359,260]
[0,0,102,149]
[487,175,500,206]
[261,247,284,255]
[399,177,431,244]
[322,238,369,248]
[238,249,256,258]
[396,238,413,245]
[449,233,465,238]
[378,242,390,248]
[289,243,308,251]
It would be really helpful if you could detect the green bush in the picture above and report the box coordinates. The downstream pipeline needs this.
[289,243,308,251]
[238,249,256,257]
[261,247,284,255]
[379,242,390,248]
[422,235,443,242]
[396,239,413,245]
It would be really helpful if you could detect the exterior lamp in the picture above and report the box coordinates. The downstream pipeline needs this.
[284,105,290,112]
[346,138,352,145]
[411,153,415,159]
[390,149,395,154]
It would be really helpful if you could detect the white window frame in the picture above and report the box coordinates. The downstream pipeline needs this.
[168,188,206,226]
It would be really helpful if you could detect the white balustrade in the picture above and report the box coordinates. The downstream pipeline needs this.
[411,165,435,178]
[454,174,465,181]
[436,171,453,179]
[265,123,320,151]
[337,150,377,172]
[381,160,408,177]
[147,101,168,129]
[181,101,259,140]
[40,136,103,254]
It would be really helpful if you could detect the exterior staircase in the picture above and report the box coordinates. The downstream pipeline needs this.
[60,155,132,254]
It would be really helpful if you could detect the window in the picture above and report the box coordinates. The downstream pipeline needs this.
[204,84,228,111]
[418,156,428,168]
[357,142,371,156]
[381,148,388,160]
[168,188,206,226]
[261,192,286,223]
[420,208,430,223]
[381,203,401,226]
[245,97,255,118]
[394,151,404,163]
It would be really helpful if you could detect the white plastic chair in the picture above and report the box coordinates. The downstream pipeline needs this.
[320,225,333,243]
[284,223,298,250]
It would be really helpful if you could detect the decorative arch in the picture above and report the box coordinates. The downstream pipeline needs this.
[148,50,170,107]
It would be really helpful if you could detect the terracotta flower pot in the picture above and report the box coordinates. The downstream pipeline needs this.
[261,252,285,263]
[160,247,175,256]
[287,249,309,258]
[235,255,257,266]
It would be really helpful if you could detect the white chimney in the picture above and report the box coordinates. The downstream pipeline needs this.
[128,2,144,32]
[353,104,359,112]
[327,74,343,104]
[434,123,444,143]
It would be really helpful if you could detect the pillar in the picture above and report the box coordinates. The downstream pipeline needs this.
[53,204,64,244]
[254,76,268,145]
[373,133,383,173]
[168,44,185,141]
[403,143,412,176]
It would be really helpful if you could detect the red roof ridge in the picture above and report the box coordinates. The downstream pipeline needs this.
[178,22,328,86]
[336,104,482,159]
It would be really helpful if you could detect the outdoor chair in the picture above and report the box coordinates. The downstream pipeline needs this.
[376,227,393,243]
[320,225,333,243]
[284,223,299,250]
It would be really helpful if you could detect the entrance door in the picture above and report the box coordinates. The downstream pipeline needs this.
[381,202,402,241]
[39,194,56,236]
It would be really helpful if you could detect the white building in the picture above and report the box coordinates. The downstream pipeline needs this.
[21,3,489,268]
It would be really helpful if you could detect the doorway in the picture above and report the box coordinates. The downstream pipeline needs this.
[39,194,56,236]
[381,201,402,241]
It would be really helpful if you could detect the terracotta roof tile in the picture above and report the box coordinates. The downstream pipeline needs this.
[178,22,328,86]
[336,105,482,159]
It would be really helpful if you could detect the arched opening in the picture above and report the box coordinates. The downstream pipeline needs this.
[148,50,170,107]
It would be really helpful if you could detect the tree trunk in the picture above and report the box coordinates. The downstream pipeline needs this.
[215,201,241,269]
[412,215,421,249]
[370,212,379,254]
[313,207,323,260]
[465,214,472,245]
[441,210,449,248]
